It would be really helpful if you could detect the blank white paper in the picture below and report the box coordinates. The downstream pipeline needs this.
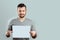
[12,26,31,38]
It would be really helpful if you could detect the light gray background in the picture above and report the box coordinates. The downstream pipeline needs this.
[0,0,60,40]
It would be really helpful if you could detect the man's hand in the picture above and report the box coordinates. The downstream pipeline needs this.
[30,31,37,39]
[6,30,12,38]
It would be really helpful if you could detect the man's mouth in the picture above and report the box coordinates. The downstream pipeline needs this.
[20,14,24,15]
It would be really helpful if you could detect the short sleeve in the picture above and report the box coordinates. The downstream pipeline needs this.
[8,24,12,31]
[31,21,36,31]
[8,19,13,31]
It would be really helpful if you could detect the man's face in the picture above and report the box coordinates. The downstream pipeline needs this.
[17,7,26,18]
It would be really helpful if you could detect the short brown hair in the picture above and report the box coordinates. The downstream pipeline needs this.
[17,3,26,8]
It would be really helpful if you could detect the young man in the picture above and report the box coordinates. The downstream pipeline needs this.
[6,3,37,40]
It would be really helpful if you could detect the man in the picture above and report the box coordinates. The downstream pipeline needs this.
[6,3,37,40]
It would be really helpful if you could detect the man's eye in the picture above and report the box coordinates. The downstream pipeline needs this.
[19,10,21,12]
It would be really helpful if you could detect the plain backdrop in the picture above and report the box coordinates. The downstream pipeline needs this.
[0,0,60,40]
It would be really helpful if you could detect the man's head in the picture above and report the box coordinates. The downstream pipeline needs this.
[17,3,27,18]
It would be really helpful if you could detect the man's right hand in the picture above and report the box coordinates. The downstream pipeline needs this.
[6,30,12,38]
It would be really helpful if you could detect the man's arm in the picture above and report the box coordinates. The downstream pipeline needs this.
[6,19,13,38]
[6,25,12,38]
[30,21,37,39]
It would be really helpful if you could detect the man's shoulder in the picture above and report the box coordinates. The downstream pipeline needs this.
[26,18,34,23]
[8,17,18,23]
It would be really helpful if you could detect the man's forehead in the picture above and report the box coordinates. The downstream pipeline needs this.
[17,7,26,9]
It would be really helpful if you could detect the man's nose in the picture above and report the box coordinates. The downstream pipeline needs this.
[20,11,24,13]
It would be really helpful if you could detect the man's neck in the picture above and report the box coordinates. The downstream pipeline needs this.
[18,17,25,22]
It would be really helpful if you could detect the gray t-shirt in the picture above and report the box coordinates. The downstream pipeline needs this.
[8,18,36,40]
